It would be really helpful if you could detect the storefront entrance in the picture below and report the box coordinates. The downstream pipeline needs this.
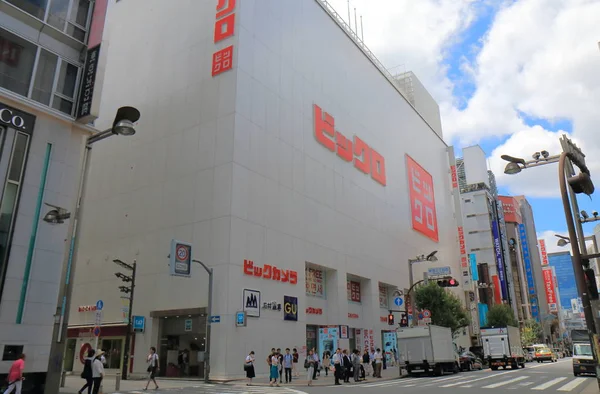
[157,314,207,378]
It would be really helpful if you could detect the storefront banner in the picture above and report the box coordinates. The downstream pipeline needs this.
[340,325,349,339]
[361,328,372,353]
[542,267,558,312]
[383,332,397,365]
[491,220,507,300]
[347,280,361,302]
[379,284,388,308]
[518,224,536,296]
[539,239,549,266]
[306,267,325,297]
[406,155,439,242]
[469,253,479,281]
[318,327,339,355]
[458,226,470,287]
[450,165,458,189]
[283,296,298,321]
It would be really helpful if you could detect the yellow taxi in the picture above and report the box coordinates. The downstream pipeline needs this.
[535,347,558,363]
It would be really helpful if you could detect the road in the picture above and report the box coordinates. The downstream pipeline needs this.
[110,358,596,394]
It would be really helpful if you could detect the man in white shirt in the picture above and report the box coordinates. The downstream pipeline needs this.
[331,349,342,385]
[373,348,383,378]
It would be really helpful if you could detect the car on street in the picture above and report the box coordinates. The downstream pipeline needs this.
[535,347,558,363]
[522,347,534,362]
[459,351,484,371]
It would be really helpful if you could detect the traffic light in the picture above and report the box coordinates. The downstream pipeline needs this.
[584,268,599,300]
[387,312,394,325]
[437,277,459,287]
[400,313,408,327]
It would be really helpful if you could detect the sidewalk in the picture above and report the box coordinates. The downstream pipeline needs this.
[582,379,599,394]
[236,365,404,387]
[59,375,205,394]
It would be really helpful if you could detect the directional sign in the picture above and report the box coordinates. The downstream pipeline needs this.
[210,315,221,324]
[94,310,102,326]
[93,326,101,337]
[418,312,424,320]
[236,312,246,327]
[96,300,104,310]
[394,297,404,307]
[427,266,451,277]
[133,316,145,332]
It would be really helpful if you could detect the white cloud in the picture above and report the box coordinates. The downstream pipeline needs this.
[537,230,570,256]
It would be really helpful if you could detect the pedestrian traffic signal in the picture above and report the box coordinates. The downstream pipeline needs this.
[387,313,394,325]
[400,313,408,327]
[437,277,459,287]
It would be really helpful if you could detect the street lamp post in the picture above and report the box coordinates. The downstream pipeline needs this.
[45,107,141,394]
[407,251,438,325]
[192,259,213,383]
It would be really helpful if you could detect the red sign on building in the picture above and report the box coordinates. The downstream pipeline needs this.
[539,239,549,266]
[211,0,236,77]
[406,155,438,242]
[347,280,361,302]
[243,259,298,284]
[313,104,386,186]
[543,267,557,312]
[450,165,458,190]
[306,307,323,315]
[458,226,468,270]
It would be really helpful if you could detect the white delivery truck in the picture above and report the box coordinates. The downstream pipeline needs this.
[397,325,460,376]
[481,326,525,370]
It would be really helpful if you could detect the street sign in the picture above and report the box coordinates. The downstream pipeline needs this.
[394,297,404,307]
[170,239,192,277]
[427,266,451,276]
[185,319,193,331]
[236,311,246,327]
[96,300,104,310]
[210,315,221,324]
[133,316,145,332]
[423,309,431,318]
[93,326,101,337]
[418,312,424,320]
[94,310,102,326]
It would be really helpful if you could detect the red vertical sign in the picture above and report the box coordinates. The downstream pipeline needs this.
[539,239,549,266]
[543,267,557,312]
[212,0,236,77]
[406,155,438,242]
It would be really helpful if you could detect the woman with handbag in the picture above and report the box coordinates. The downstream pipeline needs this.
[305,350,315,386]
[78,349,95,394]
[144,347,159,391]
[244,351,255,386]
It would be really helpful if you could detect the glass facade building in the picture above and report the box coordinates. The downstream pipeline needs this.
[548,251,577,311]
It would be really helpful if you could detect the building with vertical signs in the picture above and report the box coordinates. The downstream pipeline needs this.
[0,0,111,390]
[64,0,472,380]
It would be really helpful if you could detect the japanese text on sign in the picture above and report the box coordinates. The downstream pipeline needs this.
[542,267,557,311]
[406,155,438,242]
[306,307,323,315]
[378,284,388,308]
[450,165,458,189]
[243,260,298,284]
[77,45,100,119]
[539,239,549,266]
[347,280,361,302]
[211,0,236,77]
[314,104,386,186]
[306,267,325,297]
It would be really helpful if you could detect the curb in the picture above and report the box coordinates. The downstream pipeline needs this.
[221,375,406,388]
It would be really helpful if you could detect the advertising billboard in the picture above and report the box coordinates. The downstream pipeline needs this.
[518,224,536,296]
[539,239,549,266]
[542,267,558,312]
[406,155,438,242]
[491,220,507,300]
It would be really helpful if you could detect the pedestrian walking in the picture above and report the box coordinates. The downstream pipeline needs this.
[373,348,383,378]
[311,348,320,380]
[91,350,105,394]
[277,349,284,383]
[342,350,351,382]
[362,349,371,377]
[144,347,159,390]
[3,354,25,394]
[292,348,299,377]
[78,349,95,394]
[322,352,330,377]
[269,351,280,387]
[244,351,255,385]
[332,348,342,385]
[305,350,316,386]
[352,350,361,382]
[283,349,293,383]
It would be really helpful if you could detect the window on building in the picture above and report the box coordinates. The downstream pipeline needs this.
[0,31,37,97]
[0,28,81,116]
[5,0,48,20]
[2,345,24,361]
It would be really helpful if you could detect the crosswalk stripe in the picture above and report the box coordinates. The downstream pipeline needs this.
[557,378,588,392]
[420,375,472,386]
[532,377,568,390]
[482,376,528,388]
[441,371,513,387]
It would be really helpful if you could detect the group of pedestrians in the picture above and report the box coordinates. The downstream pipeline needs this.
[243,346,385,387]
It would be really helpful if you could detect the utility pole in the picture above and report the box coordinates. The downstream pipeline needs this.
[193,260,213,383]
[114,259,137,380]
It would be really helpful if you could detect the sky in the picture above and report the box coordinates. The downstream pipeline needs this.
[328,0,600,254]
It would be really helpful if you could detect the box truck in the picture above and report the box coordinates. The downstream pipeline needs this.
[481,326,525,370]
[397,325,459,376]
[571,329,596,376]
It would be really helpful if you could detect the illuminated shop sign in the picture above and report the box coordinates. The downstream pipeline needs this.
[243,259,298,284]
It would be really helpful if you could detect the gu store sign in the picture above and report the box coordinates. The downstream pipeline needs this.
[313,104,386,186]
[406,155,439,242]
[211,0,236,76]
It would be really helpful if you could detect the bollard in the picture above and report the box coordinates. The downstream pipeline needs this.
[60,371,67,388]
[115,373,121,391]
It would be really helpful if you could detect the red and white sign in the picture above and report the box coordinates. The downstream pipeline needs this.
[78,305,97,312]
[347,280,361,302]
[313,104,386,186]
[406,155,438,242]
[543,267,558,312]
[211,0,236,76]
[450,165,458,189]
[539,239,549,266]
[499,196,522,223]
[306,307,323,315]
[306,267,325,297]
[243,259,298,284]
[348,313,359,319]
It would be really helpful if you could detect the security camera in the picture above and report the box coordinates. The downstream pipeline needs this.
[532,152,541,161]
[581,210,589,220]
[541,150,550,159]
[593,211,599,218]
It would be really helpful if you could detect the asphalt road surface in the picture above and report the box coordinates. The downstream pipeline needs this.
[114,358,596,394]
